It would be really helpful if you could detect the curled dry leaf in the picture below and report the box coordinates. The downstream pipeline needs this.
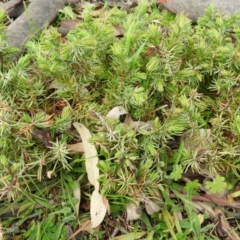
[73,181,81,217]
[103,196,110,215]
[73,122,99,191]
[76,0,94,9]
[106,106,153,131]
[32,128,53,147]
[126,203,142,221]
[47,171,55,179]
[34,112,54,128]
[90,190,107,228]
[215,208,240,240]
[181,129,217,177]
[58,19,81,35]
[106,106,129,119]
[182,128,213,153]
[106,0,138,10]
[67,143,84,153]
[113,24,124,37]
[145,199,162,215]
[80,219,94,234]
[91,9,105,17]
[133,121,153,131]
[192,201,218,222]
[67,219,93,239]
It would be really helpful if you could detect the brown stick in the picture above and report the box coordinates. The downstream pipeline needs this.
[58,19,81,35]
[170,193,240,209]
[67,220,91,240]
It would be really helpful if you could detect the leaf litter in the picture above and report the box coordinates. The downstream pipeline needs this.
[73,122,107,230]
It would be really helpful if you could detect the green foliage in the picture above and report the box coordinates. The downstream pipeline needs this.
[1,1,240,239]
[185,180,201,192]
[22,211,70,240]
[205,175,227,194]
[170,164,183,181]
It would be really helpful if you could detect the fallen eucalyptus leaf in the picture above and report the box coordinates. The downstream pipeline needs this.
[73,122,99,191]
[90,190,107,228]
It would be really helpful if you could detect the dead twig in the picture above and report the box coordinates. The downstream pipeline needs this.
[169,193,240,209]
[67,220,91,240]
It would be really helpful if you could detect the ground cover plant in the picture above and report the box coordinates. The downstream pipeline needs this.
[1,1,240,239]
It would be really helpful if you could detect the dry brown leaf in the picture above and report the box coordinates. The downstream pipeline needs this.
[73,122,99,191]
[39,113,54,127]
[73,181,81,217]
[67,143,84,153]
[90,190,107,228]
[91,9,104,17]
[113,24,124,37]
[133,121,153,131]
[47,170,55,179]
[216,209,240,240]
[124,113,133,126]
[67,219,93,239]
[103,196,110,215]
[192,201,218,222]
[77,0,94,9]
[80,219,94,234]
[145,199,162,215]
[32,128,53,147]
[126,203,142,221]
[106,106,129,119]
[106,0,138,9]
[58,19,81,35]
[33,111,55,128]
[182,128,213,153]
[106,106,153,132]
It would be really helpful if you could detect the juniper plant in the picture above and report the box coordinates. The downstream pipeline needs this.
[1,1,240,238]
